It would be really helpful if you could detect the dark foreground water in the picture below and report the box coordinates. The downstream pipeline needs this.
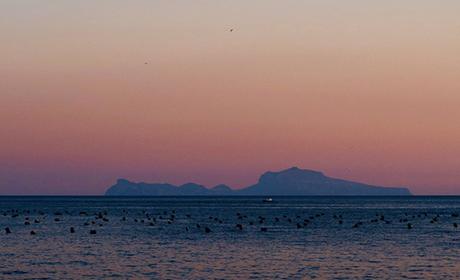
[1,196,460,279]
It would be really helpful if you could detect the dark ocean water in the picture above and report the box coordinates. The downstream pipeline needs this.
[1,196,460,279]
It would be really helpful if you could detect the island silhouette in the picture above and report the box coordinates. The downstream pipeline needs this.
[105,167,411,196]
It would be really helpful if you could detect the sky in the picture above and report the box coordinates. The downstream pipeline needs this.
[1,0,460,195]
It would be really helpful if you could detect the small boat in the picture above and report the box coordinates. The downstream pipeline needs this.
[262,198,273,203]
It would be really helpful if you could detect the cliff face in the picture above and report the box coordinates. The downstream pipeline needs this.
[105,167,412,196]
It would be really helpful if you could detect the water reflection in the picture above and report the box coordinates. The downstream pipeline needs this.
[1,196,460,279]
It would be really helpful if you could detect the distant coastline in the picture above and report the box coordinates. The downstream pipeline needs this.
[105,167,411,196]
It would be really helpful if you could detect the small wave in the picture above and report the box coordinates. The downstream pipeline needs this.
[2,270,28,275]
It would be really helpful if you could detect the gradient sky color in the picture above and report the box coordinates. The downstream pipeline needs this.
[1,1,460,194]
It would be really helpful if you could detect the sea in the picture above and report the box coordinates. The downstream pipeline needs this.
[1,196,460,279]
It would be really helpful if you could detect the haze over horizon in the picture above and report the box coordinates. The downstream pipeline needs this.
[1,1,460,195]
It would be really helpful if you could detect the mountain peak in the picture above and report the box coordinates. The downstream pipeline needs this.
[279,166,324,175]
[211,184,233,194]
[116,178,131,184]
[259,167,325,184]
[106,167,412,196]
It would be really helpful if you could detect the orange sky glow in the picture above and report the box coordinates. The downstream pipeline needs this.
[1,1,460,194]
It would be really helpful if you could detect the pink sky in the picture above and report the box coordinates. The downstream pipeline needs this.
[1,1,460,194]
